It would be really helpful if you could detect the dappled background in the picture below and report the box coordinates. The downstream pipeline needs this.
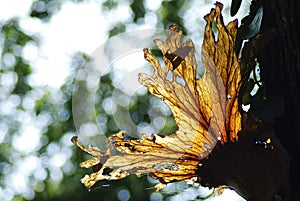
[0,0,248,200]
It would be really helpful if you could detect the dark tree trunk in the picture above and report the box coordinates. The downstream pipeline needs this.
[251,0,300,200]
[252,0,300,200]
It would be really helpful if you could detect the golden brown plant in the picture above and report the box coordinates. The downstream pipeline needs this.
[72,2,242,191]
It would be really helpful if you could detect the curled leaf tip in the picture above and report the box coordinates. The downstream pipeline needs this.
[71,136,78,144]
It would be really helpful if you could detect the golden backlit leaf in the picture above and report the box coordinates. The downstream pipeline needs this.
[72,2,241,191]
[202,3,242,142]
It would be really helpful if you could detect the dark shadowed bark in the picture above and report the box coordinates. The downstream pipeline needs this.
[198,1,300,200]
[254,0,300,200]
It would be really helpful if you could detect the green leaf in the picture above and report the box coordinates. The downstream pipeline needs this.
[235,6,263,55]
[230,0,242,16]
[241,78,255,105]
[241,6,263,40]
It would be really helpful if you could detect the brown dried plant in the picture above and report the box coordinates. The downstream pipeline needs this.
[72,2,241,191]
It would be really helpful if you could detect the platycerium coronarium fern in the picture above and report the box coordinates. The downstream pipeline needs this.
[72,2,242,191]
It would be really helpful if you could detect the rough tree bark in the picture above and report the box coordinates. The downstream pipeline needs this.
[198,1,300,200]
[248,0,300,200]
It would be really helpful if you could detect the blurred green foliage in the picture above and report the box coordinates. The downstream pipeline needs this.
[0,0,247,201]
[130,0,146,22]
[30,0,85,22]
[0,1,183,201]
[1,19,34,95]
